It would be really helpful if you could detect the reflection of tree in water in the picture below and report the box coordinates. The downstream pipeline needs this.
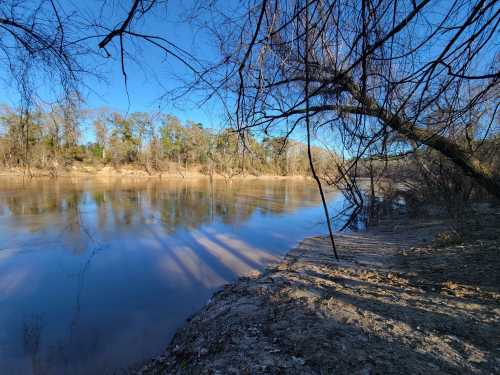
[158,182,214,232]
[214,184,255,225]
[66,240,104,373]
[19,219,106,374]
[103,187,147,229]
[155,181,275,230]
[218,180,327,223]
[23,314,46,375]
[0,177,329,238]
[1,180,85,237]
[92,191,109,230]
[56,190,89,255]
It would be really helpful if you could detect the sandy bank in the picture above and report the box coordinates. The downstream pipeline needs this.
[136,211,500,374]
[0,165,311,181]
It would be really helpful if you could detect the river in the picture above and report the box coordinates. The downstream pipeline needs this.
[0,177,359,374]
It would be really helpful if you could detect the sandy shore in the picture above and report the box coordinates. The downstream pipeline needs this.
[0,166,311,181]
[135,211,500,374]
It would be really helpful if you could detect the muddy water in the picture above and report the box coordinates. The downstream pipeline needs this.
[0,177,356,374]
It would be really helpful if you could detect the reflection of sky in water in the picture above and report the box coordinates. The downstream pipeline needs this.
[0,178,353,374]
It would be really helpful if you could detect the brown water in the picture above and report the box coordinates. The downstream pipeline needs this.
[0,177,355,374]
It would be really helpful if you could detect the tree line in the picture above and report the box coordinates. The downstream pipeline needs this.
[0,105,335,178]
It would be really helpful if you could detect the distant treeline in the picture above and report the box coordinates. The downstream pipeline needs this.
[0,105,336,177]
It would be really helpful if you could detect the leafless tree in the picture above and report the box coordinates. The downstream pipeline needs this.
[93,0,499,257]
[207,0,499,193]
[99,2,499,192]
[0,0,93,171]
[0,1,92,98]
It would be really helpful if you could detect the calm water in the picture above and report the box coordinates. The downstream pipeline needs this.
[0,177,353,374]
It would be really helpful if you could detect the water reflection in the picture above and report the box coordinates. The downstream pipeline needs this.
[0,178,323,235]
[0,177,349,374]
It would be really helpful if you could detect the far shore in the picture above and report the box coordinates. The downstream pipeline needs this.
[0,165,313,181]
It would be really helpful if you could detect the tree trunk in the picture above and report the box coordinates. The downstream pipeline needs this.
[343,81,500,199]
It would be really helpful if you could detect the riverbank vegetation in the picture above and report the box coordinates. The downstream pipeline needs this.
[0,106,335,178]
[354,134,500,232]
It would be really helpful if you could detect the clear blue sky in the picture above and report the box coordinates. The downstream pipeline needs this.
[0,0,224,132]
[81,0,221,124]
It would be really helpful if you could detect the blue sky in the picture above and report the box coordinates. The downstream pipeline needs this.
[0,0,311,145]
[81,1,221,123]
[1,0,495,150]
[0,0,224,131]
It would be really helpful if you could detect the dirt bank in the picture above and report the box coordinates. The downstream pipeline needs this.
[0,165,311,181]
[136,209,500,374]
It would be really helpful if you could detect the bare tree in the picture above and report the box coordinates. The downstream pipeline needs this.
[99,1,499,193]
[89,0,499,259]
[211,0,499,196]
[0,1,91,97]
[0,0,94,172]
